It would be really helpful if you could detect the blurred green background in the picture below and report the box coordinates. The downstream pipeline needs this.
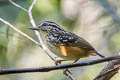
[0,0,120,80]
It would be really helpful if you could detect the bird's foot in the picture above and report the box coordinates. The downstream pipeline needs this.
[54,57,66,65]
[55,59,66,65]
[73,59,80,63]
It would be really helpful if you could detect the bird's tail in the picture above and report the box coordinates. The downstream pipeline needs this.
[94,51,105,58]
[90,50,105,58]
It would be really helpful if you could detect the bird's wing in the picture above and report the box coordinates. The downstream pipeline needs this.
[60,32,95,50]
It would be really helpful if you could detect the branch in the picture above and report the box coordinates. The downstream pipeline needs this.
[8,0,58,65]
[94,65,120,80]
[0,55,120,75]
[0,17,74,80]
[27,0,56,62]
[8,0,59,68]
[8,0,74,79]
[94,52,120,80]
[0,18,40,46]
[8,0,27,12]
[9,0,56,62]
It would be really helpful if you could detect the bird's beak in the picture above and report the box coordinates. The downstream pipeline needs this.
[29,27,40,30]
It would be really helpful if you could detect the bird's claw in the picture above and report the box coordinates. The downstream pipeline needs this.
[55,59,66,65]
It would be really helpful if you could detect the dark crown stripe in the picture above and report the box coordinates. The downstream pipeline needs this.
[44,21,60,27]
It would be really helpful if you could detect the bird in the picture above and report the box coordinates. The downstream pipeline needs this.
[29,21,105,62]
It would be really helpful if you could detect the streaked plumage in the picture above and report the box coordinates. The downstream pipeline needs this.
[29,21,105,60]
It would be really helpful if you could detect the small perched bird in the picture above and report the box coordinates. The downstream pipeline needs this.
[29,21,105,61]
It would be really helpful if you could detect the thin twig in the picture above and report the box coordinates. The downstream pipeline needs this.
[27,0,56,62]
[9,0,56,67]
[27,1,73,79]
[9,0,28,12]
[93,52,120,80]
[63,69,75,80]
[94,65,120,80]
[0,55,120,75]
[9,0,57,63]
[28,0,36,27]
[0,18,40,46]
[56,62,75,80]
[8,0,74,79]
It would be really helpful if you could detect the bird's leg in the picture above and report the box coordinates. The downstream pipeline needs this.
[54,57,66,65]
[55,60,66,65]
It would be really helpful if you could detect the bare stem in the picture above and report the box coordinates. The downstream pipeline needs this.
[93,52,120,80]
[94,65,120,80]
[9,0,28,12]
[0,18,40,46]
[8,0,74,79]
[8,0,57,63]
[0,55,119,75]
[27,0,56,61]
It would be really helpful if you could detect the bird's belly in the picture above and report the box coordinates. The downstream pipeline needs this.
[47,44,92,60]
[47,45,67,59]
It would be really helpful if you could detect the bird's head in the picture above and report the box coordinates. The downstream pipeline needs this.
[29,21,62,33]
